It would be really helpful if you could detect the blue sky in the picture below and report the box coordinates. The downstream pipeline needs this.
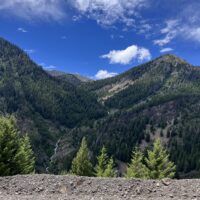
[1,0,200,79]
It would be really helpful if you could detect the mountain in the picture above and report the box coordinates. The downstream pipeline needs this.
[84,54,198,106]
[0,38,106,172]
[1,37,200,178]
[47,70,92,86]
[55,54,200,178]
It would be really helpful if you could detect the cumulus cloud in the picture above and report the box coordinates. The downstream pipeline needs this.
[160,48,174,53]
[70,0,148,26]
[101,45,151,65]
[95,70,118,80]
[0,0,65,21]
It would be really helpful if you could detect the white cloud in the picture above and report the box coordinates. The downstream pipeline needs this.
[154,34,175,46]
[0,0,148,26]
[184,27,200,43]
[138,23,152,34]
[70,0,148,26]
[101,45,151,65]
[44,65,57,70]
[17,27,27,33]
[161,20,179,34]
[39,63,57,70]
[110,34,124,40]
[72,15,82,22]
[153,20,179,46]
[160,48,174,53]
[95,70,118,80]
[154,3,200,46]
[24,49,35,54]
[0,0,65,21]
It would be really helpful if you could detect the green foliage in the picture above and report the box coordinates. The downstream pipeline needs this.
[126,147,148,179]
[71,137,93,176]
[59,170,68,175]
[145,139,176,179]
[105,79,163,109]
[95,146,116,177]
[0,116,35,176]
[95,146,108,177]
[0,38,107,172]
[1,38,200,178]
[103,158,116,177]
[47,70,91,86]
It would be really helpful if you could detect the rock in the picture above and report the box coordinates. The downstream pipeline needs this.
[161,178,171,186]
[136,187,142,195]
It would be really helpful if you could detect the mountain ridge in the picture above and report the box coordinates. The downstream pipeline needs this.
[56,52,200,178]
[1,37,200,178]
[82,53,200,106]
[0,37,106,172]
[47,70,92,86]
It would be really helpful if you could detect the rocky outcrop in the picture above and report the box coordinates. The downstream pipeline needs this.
[0,175,199,200]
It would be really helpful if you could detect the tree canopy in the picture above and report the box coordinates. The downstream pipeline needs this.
[71,137,93,176]
[0,116,35,176]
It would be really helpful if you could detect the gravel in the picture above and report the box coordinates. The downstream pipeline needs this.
[0,175,199,200]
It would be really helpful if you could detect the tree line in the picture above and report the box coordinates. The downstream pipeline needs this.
[0,116,176,179]
[69,137,176,179]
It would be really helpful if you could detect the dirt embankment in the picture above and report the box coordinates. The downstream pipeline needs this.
[0,175,199,200]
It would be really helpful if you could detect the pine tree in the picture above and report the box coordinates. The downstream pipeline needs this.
[0,116,35,176]
[103,157,116,177]
[15,135,35,174]
[126,147,148,179]
[95,146,116,177]
[145,139,176,179]
[95,146,108,176]
[71,137,93,176]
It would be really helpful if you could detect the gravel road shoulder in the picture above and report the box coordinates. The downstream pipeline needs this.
[0,175,199,200]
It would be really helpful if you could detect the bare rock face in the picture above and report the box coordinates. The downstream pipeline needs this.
[0,175,199,200]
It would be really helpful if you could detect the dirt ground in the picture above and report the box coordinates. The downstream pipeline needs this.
[0,175,199,200]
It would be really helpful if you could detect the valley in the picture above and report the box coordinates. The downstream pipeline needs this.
[1,38,200,178]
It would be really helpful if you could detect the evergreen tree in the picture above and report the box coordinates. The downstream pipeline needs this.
[71,137,93,176]
[95,146,108,176]
[126,147,148,178]
[145,139,176,179]
[0,116,35,176]
[95,146,116,177]
[15,135,35,174]
[103,157,116,177]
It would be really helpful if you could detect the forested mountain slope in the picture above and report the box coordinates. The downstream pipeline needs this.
[0,38,106,171]
[56,55,200,178]
[1,37,200,178]
[84,54,200,107]
[47,70,92,86]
